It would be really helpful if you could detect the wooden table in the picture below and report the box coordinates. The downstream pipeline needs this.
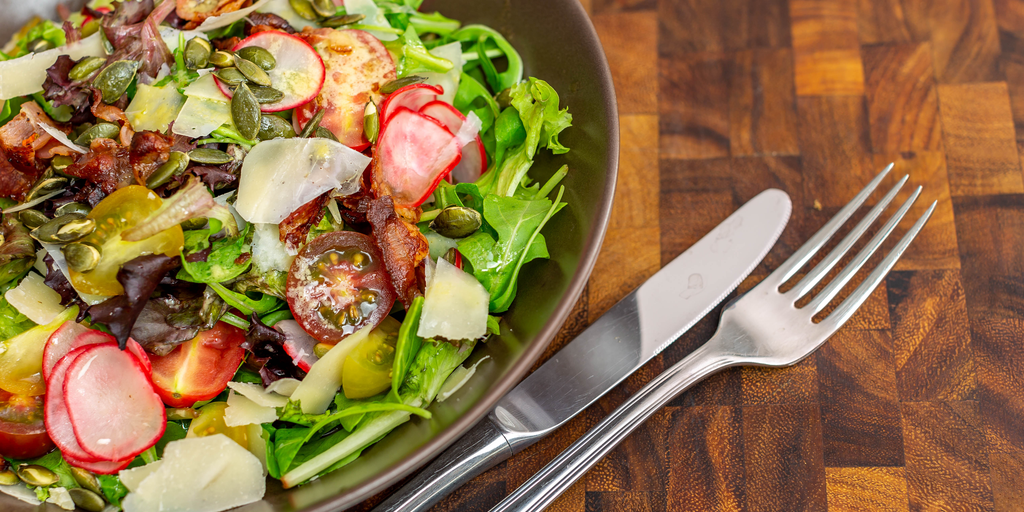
[363,0,1024,510]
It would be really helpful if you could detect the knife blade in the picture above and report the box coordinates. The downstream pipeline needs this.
[373,188,792,512]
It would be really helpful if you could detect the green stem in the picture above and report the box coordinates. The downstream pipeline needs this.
[259,309,293,327]
[535,165,568,200]
[403,45,453,73]
[220,311,251,330]
[139,446,158,464]
[419,208,441,223]
[461,48,504,62]
[349,24,404,35]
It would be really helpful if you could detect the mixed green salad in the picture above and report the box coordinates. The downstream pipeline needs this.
[0,0,572,510]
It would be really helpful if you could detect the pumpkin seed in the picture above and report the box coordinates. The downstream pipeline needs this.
[94,60,140,104]
[51,154,75,171]
[213,67,248,86]
[74,122,121,146]
[231,83,262,140]
[381,75,427,95]
[63,242,101,273]
[313,342,332,358]
[70,467,102,495]
[363,100,379,144]
[55,218,97,243]
[28,38,54,54]
[188,148,233,165]
[299,108,325,138]
[236,46,276,71]
[430,206,483,238]
[315,126,338,142]
[166,407,200,420]
[289,0,319,20]
[55,202,91,217]
[99,30,114,55]
[259,114,296,140]
[321,13,366,28]
[69,56,107,81]
[26,176,68,202]
[209,50,235,68]
[17,465,58,487]
[69,488,106,512]
[146,151,190,189]
[311,0,337,17]
[184,37,212,70]
[81,19,101,38]
[0,470,17,486]
[29,213,85,244]
[249,84,285,104]
[234,56,272,86]
[18,209,49,229]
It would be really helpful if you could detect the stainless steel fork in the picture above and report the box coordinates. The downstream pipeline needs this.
[488,164,935,512]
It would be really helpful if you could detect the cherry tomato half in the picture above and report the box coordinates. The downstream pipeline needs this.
[286,231,396,344]
[342,316,400,399]
[149,322,246,408]
[0,390,55,459]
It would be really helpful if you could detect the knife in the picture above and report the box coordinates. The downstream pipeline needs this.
[373,188,792,512]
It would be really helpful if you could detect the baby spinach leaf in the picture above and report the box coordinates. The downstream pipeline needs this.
[178,224,253,284]
[391,296,424,399]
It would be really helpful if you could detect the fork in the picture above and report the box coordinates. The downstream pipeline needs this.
[487,165,935,512]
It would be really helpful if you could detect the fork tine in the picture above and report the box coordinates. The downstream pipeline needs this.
[825,200,937,327]
[807,185,922,314]
[788,174,909,298]
[771,163,893,285]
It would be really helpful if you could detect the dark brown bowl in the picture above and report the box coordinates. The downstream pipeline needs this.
[0,1,617,510]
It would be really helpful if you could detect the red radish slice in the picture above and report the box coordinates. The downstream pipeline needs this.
[276,320,319,372]
[378,83,443,129]
[376,107,462,208]
[45,345,105,463]
[64,344,166,461]
[42,321,90,381]
[214,31,326,113]
[62,451,133,475]
[292,29,396,150]
[419,101,487,183]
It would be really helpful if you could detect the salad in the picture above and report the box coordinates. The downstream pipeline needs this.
[0,0,573,510]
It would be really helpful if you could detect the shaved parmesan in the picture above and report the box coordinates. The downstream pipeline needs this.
[290,325,372,414]
[126,84,186,132]
[172,96,233,138]
[36,122,87,153]
[437,356,490,402]
[345,0,398,41]
[224,390,279,427]
[227,381,289,408]
[4,272,64,324]
[265,378,301,397]
[122,435,265,512]
[119,461,163,493]
[423,42,463,105]
[251,223,295,272]
[198,0,273,30]
[0,33,103,100]
[183,73,228,102]
[418,258,489,340]
[235,138,369,224]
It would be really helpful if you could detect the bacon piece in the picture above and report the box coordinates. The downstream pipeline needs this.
[130,131,172,185]
[176,0,251,29]
[246,12,295,35]
[63,138,135,194]
[0,102,56,173]
[0,148,39,201]
[366,195,429,307]
[279,193,329,253]
[90,89,129,125]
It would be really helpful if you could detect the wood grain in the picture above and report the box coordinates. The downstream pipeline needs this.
[825,467,910,511]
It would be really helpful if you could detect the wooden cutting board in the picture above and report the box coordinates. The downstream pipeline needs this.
[361,0,1024,510]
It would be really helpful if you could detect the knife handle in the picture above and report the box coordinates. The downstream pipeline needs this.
[373,418,514,512]
[488,340,732,512]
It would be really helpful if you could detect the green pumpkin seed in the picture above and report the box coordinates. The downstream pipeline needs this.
[18,209,49,229]
[56,218,97,243]
[321,13,365,28]
[259,114,296,140]
[213,67,248,86]
[69,56,107,81]
[364,100,379,144]
[51,154,75,172]
[235,46,276,71]
[234,56,272,86]
[430,206,483,238]
[26,176,68,202]
[311,0,337,17]
[299,108,325,138]
[315,126,338,142]
[289,0,319,20]
[99,30,114,55]
[94,60,140,104]
[188,148,233,165]
[380,75,427,95]
[209,50,235,68]
[30,213,85,244]
[81,19,100,38]
[70,467,102,495]
[0,470,17,486]
[184,37,212,70]
[28,38,54,54]
[249,84,285,104]
[63,242,101,272]
[231,83,262,140]
[69,488,106,512]
[74,122,121,146]
[55,202,91,217]
[146,151,190,189]
[17,465,58,487]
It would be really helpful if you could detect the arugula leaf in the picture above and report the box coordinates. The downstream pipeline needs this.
[391,296,423,400]
[454,72,499,134]
[492,106,527,172]
[207,283,282,316]
[263,424,280,479]
[385,26,453,77]
[97,474,129,509]
[458,189,566,312]
[399,338,478,404]
[178,224,254,284]
[154,421,188,457]
[451,25,523,93]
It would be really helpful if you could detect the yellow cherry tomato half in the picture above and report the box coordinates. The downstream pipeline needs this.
[342,316,400,399]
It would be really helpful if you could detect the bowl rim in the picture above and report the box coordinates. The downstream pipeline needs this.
[305,2,620,509]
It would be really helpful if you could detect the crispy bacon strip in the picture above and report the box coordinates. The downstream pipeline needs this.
[279,193,330,252]
[63,138,135,194]
[0,102,57,173]
[129,131,172,185]
[366,195,429,307]
[176,0,251,29]
[90,89,130,125]
[0,148,39,201]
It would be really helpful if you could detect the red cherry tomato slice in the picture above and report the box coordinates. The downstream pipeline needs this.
[0,390,54,459]
[286,231,396,344]
[149,322,246,408]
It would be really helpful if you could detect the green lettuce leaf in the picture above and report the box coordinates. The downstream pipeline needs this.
[178,224,254,283]
[0,274,35,340]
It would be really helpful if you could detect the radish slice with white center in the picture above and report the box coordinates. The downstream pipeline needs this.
[214,31,325,113]
[376,107,463,208]
[275,320,318,372]
[46,345,105,464]
[63,450,133,475]
[379,83,443,129]
[64,344,166,461]
[419,101,487,183]
[42,321,90,381]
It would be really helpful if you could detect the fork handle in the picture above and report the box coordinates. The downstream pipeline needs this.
[488,339,733,512]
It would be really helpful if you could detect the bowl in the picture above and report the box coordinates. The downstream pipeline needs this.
[0,0,618,510]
